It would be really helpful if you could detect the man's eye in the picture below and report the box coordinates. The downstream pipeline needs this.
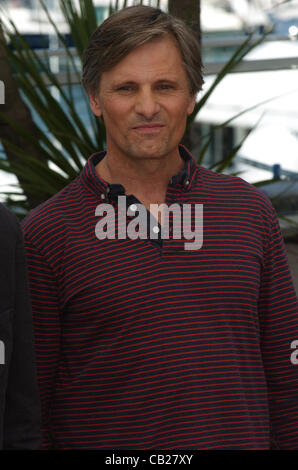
[118,86,133,92]
[159,84,173,90]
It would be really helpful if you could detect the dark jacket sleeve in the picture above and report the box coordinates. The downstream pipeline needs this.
[0,205,41,449]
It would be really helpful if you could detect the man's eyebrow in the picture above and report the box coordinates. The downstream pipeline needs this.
[155,78,179,85]
[111,78,179,88]
[111,80,137,88]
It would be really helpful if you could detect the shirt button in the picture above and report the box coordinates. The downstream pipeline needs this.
[152,226,160,234]
[185,180,190,187]
[100,193,105,200]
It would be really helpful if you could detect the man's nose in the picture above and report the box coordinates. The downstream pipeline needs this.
[134,88,161,119]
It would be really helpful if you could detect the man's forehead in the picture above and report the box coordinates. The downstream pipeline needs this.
[103,37,186,80]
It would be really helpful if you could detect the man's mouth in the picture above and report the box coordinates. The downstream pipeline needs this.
[132,124,165,133]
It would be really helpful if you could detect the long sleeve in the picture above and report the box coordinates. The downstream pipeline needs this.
[258,206,298,449]
[3,218,41,449]
[22,236,61,449]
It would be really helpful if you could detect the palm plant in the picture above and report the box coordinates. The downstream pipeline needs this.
[0,0,269,216]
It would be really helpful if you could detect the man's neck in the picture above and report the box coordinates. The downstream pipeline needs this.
[95,149,184,203]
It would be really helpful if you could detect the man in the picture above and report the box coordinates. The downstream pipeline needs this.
[22,5,298,449]
[0,203,41,449]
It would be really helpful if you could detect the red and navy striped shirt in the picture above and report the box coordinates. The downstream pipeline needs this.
[22,146,298,449]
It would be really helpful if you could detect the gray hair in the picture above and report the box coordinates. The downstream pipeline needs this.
[82,5,204,97]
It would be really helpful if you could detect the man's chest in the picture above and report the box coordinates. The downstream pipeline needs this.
[57,218,264,327]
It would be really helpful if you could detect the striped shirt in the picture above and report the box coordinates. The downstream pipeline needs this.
[22,146,298,449]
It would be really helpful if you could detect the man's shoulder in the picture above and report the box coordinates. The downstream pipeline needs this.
[195,165,274,210]
[21,177,80,242]
[197,164,258,190]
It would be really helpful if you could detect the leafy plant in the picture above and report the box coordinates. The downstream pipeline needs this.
[0,0,270,216]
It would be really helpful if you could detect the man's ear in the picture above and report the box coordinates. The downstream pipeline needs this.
[89,94,103,117]
[187,94,196,116]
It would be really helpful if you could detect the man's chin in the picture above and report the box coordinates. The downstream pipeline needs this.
[128,143,170,160]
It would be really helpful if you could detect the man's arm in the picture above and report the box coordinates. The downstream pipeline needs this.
[3,216,41,449]
[22,234,61,449]
[258,205,298,449]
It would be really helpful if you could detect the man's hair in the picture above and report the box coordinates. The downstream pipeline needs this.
[82,5,204,97]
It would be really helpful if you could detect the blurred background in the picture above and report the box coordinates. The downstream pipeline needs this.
[1,1,298,281]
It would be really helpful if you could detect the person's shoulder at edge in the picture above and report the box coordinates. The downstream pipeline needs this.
[0,202,21,242]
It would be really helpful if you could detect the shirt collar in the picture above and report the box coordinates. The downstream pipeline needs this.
[79,144,198,198]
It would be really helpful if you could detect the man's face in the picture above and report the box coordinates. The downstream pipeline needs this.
[89,35,196,163]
